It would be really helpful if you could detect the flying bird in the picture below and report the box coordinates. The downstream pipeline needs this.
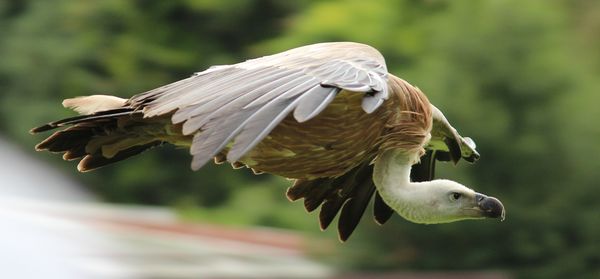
[31,42,505,241]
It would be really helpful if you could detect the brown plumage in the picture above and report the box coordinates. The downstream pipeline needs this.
[31,42,480,241]
[246,76,431,179]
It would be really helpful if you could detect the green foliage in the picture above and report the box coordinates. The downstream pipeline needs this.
[2,0,599,277]
[1,0,299,208]
[176,174,319,230]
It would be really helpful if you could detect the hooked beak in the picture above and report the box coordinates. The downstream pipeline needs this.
[475,193,505,221]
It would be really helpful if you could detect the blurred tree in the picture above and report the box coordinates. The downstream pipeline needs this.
[0,0,301,207]
[260,0,600,277]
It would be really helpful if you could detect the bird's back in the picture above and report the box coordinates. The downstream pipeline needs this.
[242,75,432,179]
[242,90,387,179]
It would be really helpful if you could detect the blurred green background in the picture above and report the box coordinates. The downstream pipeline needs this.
[1,0,599,278]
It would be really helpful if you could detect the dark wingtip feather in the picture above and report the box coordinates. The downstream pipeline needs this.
[77,156,95,172]
[337,178,375,242]
[34,142,47,151]
[287,163,377,241]
[444,137,461,165]
[319,199,345,231]
[34,132,61,151]
[32,108,136,140]
[62,148,86,161]
[373,192,394,225]
[285,187,300,201]
[35,129,94,153]
[77,141,162,172]
[410,150,436,182]
[286,180,308,201]
[30,124,56,134]
[303,197,322,213]
[32,108,135,135]
[337,200,356,242]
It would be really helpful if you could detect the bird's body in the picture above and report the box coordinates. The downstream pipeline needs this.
[32,42,504,241]
[244,90,389,178]
[244,77,430,179]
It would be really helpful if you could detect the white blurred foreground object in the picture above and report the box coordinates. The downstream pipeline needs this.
[0,137,331,279]
[0,199,332,279]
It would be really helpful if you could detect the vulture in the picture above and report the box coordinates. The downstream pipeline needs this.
[31,42,505,241]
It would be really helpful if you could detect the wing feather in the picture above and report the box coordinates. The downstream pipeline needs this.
[293,86,340,123]
[338,181,375,242]
[190,74,317,169]
[128,75,197,107]
[361,91,386,113]
[145,67,253,117]
[428,104,480,164]
[127,42,390,166]
[287,162,379,241]
[226,97,299,162]
[226,83,321,162]
[185,77,319,136]
[373,191,394,225]
[172,66,282,124]
[190,107,260,170]
[181,69,304,135]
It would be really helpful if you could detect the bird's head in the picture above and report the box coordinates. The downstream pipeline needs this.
[400,179,505,224]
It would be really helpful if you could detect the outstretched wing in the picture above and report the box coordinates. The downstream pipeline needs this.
[127,42,389,169]
[428,105,479,162]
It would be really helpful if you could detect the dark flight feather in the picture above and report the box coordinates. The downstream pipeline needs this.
[410,150,436,182]
[30,108,134,134]
[444,137,462,165]
[286,162,379,241]
[35,127,94,152]
[318,174,357,230]
[336,164,375,242]
[338,183,376,242]
[78,141,163,172]
[373,192,393,225]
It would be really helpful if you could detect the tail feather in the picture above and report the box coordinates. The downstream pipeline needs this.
[35,127,94,152]
[63,145,87,161]
[78,141,163,172]
[32,96,171,172]
[30,108,135,134]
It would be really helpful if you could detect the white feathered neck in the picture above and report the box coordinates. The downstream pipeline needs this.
[373,149,473,224]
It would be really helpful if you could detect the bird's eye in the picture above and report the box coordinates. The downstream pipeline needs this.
[451,192,462,200]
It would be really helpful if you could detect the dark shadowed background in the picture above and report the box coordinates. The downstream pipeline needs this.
[1,0,599,278]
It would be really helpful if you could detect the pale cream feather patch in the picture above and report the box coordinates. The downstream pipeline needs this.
[62,95,127,115]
